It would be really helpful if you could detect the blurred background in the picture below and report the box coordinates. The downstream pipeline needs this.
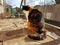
[0,0,60,27]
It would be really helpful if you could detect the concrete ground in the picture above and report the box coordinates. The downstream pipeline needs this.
[0,18,60,45]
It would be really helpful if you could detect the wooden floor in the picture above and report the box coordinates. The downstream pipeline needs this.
[0,19,60,45]
[3,35,60,45]
[0,29,60,45]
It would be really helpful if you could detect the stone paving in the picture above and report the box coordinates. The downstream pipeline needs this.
[0,18,27,31]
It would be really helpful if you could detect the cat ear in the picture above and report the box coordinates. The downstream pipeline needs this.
[22,5,30,11]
